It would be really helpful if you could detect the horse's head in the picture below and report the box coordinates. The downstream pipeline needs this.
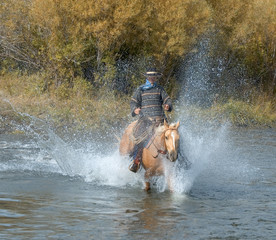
[163,121,180,162]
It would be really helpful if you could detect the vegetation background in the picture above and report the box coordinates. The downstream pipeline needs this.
[0,0,275,134]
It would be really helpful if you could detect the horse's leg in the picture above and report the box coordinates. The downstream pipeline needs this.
[144,170,152,191]
[167,176,174,192]
[163,166,174,192]
[144,164,164,191]
[145,181,151,192]
[155,165,174,192]
[155,166,164,176]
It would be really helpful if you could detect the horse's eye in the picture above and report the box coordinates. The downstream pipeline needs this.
[165,136,168,140]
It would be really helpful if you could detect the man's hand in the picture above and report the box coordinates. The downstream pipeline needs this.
[163,104,170,111]
[134,108,141,115]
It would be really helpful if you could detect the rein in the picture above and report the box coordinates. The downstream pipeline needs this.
[145,127,179,159]
[152,140,167,157]
[150,129,171,158]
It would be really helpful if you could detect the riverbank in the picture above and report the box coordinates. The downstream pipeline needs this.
[0,73,130,136]
[0,92,130,136]
[1,94,275,136]
[1,74,275,135]
[177,99,276,129]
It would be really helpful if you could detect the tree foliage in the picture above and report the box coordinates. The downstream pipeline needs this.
[0,0,275,97]
[206,0,276,95]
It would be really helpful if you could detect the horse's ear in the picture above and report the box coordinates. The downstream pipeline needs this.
[164,120,169,129]
[176,121,180,129]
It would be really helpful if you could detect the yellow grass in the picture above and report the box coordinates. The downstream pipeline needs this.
[0,73,130,134]
[1,73,275,134]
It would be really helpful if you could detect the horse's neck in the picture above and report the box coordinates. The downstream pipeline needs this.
[153,132,166,150]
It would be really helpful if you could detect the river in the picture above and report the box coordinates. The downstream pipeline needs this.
[0,123,275,239]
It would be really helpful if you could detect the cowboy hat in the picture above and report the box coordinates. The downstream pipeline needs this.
[143,67,162,77]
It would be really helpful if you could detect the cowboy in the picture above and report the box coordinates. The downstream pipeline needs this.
[128,67,173,172]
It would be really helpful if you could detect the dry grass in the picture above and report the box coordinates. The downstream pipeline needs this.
[173,93,276,128]
[1,73,276,134]
[0,73,130,134]
[213,98,276,127]
[180,98,276,128]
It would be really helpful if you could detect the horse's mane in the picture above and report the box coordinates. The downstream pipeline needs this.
[169,122,179,130]
[155,125,166,135]
[155,122,179,135]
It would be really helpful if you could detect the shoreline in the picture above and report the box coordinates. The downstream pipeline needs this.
[1,97,275,137]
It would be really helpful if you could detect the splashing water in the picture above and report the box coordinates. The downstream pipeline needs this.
[0,101,273,240]
[1,98,145,187]
[168,122,229,193]
[1,100,233,194]
[0,43,258,194]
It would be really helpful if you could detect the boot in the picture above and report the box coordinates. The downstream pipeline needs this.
[129,148,143,173]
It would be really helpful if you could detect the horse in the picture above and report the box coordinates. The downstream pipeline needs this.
[119,120,180,191]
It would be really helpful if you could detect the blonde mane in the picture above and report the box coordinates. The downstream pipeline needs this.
[169,122,179,130]
[155,125,165,135]
[155,122,179,135]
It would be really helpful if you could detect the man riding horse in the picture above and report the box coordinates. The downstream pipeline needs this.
[129,67,173,172]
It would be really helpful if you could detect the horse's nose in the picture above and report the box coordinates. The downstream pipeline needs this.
[168,151,178,162]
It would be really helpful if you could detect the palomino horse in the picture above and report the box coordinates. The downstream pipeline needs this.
[119,120,180,191]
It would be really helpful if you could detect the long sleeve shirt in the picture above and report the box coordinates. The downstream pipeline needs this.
[130,84,172,119]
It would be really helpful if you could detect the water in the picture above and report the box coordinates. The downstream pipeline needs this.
[0,124,275,239]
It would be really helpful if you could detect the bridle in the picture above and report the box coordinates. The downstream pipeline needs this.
[151,128,178,158]
[152,140,167,157]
